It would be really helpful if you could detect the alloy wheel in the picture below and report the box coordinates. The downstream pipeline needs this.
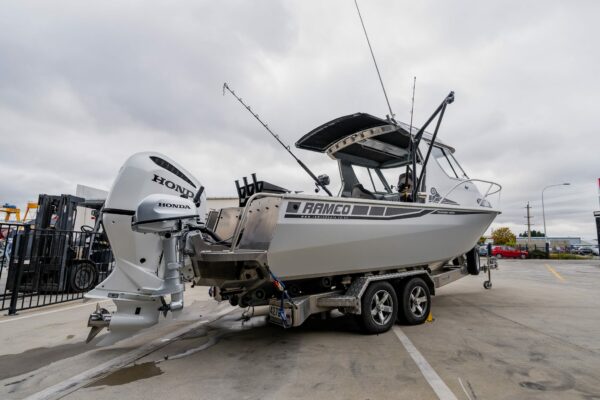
[409,286,428,318]
[370,289,394,326]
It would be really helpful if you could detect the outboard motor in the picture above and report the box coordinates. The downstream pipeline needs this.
[85,152,206,345]
[132,193,198,313]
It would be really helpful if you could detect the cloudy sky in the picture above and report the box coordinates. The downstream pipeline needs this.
[1,1,599,240]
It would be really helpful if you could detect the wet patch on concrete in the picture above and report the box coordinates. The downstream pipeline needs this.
[86,362,163,387]
[0,342,91,380]
[66,334,75,340]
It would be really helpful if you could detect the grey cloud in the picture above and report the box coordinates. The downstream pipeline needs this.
[0,0,598,239]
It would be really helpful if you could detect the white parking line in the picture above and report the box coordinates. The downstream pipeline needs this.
[393,326,458,400]
[0,300,110,324]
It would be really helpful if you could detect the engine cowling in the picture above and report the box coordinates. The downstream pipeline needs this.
[85,152,205,345]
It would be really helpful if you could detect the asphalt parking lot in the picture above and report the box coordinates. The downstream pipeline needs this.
[1,259,599,400]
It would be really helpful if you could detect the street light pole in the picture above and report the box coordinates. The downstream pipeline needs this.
[542,183,570,244]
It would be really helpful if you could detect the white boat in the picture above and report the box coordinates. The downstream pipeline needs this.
[191,95,501,291]
[84,92,501,343]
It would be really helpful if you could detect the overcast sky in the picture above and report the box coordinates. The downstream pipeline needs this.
[1,1,599,240]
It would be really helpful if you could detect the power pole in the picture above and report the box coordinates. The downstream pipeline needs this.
[525,202,533,249]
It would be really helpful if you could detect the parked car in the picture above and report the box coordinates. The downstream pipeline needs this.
[570,246,580,254]
[577,247,593,256]
[492,246,528,259]
[478,245,488,256]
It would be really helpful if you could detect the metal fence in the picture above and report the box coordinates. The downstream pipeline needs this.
[0,223,114,314]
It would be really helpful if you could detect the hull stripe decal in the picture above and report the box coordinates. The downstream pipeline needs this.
[284,209,495,221]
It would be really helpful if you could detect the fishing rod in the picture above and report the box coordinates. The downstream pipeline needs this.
[404,76,417,191]
[223,82,333,196]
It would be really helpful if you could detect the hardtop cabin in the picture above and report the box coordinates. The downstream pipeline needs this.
[296,112,464,204]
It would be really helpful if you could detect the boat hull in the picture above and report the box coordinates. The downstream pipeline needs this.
[253,196,499,280]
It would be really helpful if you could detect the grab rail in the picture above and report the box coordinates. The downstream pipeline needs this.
[438,179,502,207]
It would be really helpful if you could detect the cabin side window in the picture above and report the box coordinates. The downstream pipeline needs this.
[431,146,469,180]
[352,166,386,192]
[447,152,469,179]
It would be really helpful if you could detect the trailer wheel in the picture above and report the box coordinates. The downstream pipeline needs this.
[398,277,431,325]
[70,261,98,293]
[466,248,480,275]
[357,281,397,334]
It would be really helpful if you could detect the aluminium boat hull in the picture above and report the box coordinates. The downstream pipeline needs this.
[233,194,499,281]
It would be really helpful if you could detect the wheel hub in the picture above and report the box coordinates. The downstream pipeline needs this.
[370,289,393,326]
[409,286,428,318]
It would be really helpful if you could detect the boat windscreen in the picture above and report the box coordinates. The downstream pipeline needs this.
[431,146,469,179]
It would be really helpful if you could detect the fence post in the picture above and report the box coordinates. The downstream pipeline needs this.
[8,225,30,315]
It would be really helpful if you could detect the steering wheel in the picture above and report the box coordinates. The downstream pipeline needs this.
[81,225,94,233]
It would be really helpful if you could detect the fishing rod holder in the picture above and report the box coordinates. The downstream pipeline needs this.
[235,173,290,207]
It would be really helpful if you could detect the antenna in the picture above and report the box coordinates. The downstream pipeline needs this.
[354,0,395,121]
[223,83,333,196]
[408,76,416,134]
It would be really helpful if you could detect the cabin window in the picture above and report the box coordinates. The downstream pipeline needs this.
[352,166,385,192]
[431,146,468,179]
[446,152,468,179]
[380,165,420,191]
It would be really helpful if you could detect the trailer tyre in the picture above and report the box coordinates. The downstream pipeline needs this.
[398,277,431,325]
[357,281,398,334]
[70,261,98,293]
[466,248,480,275]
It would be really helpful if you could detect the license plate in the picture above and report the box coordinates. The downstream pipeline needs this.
[269,305,281,319]
[269,304,292,327]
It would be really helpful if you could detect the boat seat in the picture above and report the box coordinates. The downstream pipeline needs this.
[382,193,401,202]
[352,184,384,200]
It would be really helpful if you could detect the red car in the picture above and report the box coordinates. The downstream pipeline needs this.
[492,246,528,259]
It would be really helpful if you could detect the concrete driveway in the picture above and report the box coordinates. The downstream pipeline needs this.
[1,259,600,400]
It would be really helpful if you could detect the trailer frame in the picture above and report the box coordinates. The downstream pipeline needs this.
[268,265,470,329]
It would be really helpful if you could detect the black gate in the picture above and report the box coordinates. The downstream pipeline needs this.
[0,223,114,314]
